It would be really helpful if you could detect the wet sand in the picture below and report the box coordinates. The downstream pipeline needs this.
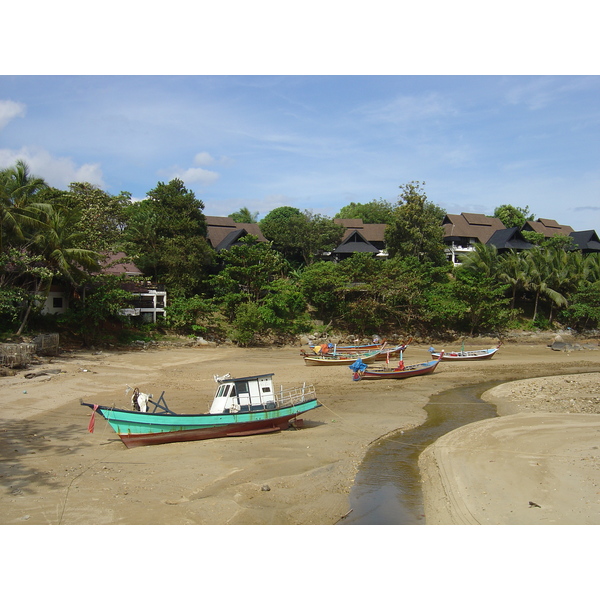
[1,336,600,525]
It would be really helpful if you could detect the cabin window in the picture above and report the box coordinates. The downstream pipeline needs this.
[53,297,63,308]
[261,387,271,393]
[229,386,237,396]
[217,384,231,398]
[236,381,249,395]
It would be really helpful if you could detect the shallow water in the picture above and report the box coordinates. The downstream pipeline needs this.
[338,381,499,525]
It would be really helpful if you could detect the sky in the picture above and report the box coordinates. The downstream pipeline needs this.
[1,2,599,237]
[1,75,599,233]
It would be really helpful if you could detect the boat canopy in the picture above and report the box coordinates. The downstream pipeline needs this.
[210,374,276,414]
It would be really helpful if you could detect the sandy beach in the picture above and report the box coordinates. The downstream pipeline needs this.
[2,334,600,525]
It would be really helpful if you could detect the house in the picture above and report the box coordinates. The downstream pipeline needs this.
[40,252,167,323]
[486,227,534,252]
[569,230,600,253]
[329,219,388,261]
[101,252,167,323]
[205,216,267,251]
[522,218,574,238]
[442,213,505,265]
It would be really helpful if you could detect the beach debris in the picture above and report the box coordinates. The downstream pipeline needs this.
[529,501,541,508]
[261,484,271,492]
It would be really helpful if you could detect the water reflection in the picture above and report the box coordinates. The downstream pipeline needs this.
[339,381,499,525]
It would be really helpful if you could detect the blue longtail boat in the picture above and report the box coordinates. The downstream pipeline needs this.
[81,373,320,449]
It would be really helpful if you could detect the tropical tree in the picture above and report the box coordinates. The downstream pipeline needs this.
[0,160,48,252]
[459,243,501,278]
[228,207,259,223]
[493,204,535,229]
[122,178,213,296]
[385,181,446,264]
[62,182,131,252]
[260,207,343,266]
[497,250,528,310]
[335,199,394,224]
[522,247,568,323]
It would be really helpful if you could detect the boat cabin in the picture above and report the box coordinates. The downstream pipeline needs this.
[210,374,277,414]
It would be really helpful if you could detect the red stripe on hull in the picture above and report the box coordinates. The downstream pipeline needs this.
[118,415,299,448]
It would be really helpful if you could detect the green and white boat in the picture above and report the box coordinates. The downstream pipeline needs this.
[82,373,320,449]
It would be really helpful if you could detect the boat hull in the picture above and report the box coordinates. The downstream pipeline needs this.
[355,360,440,380]
[304,352,380,366]
[82,399,320,448]
[431,348,498,361]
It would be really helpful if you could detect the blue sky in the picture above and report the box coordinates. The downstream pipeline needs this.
[1,74,599,232]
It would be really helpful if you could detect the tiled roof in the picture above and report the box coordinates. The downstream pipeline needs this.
[487,227,533,250]
[334,230,380,254]
[523,219,574,237]
[333,219,387,243]
[205,216,267,248]
[442,213,505,244]
[570,230,600,251]
[100,252,142,275]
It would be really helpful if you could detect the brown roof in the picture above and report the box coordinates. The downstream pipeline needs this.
[100,252,143,276]
[442,213,505,244]
[523,219,574,237]
[205,216,267,248]
[334,218,387,243]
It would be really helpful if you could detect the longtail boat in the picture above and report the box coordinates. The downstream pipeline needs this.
[429,342,501,361]
[302,348,383,366]
[81,373,320,448]
[309,337,412,356]
[349,352,443,381]
[373,339,412,361]
[309,340,386,352]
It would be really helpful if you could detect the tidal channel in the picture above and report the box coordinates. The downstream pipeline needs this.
[338,381,500,525]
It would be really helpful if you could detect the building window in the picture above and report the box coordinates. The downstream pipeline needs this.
[53,297,63,309]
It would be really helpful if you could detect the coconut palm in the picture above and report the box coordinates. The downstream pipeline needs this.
[32,204,101,283]
[459,243,501,277]
[584,253,600,283]
[497,250,527,310]
[0,160,48,251]
[523,247,568,322]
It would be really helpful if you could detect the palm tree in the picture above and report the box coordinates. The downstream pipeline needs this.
[12,204,102,335]
[584,253,600,283]
[33,204,101,283]
[459,243,500,277]
[0,160,48,251]
[497,250,527,310]
[523,247,568,322]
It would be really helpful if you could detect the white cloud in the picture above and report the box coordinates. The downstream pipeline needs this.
[193,152,215,166]
[164,166,220,186]
[357,92,458,125]
[0,100,26,130]
[0,147,106,189]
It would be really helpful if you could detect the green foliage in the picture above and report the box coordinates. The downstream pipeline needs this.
[560,280,600,328]
[300,254,449,335]
[0,287,27,331]
[446,269,512,335]
[228,207,259,223]
[122,179,214,296]
[493,204,534,229]
[62,182,131,252]
[542,234,575,252]
[335,199,394,224]
[163,295,218,335]
[521,230,545,245]
[56,276,135,345]
[209,237,288,315]
[231,302,264,346]
[260,207,343,265]
[385,181,446,265]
